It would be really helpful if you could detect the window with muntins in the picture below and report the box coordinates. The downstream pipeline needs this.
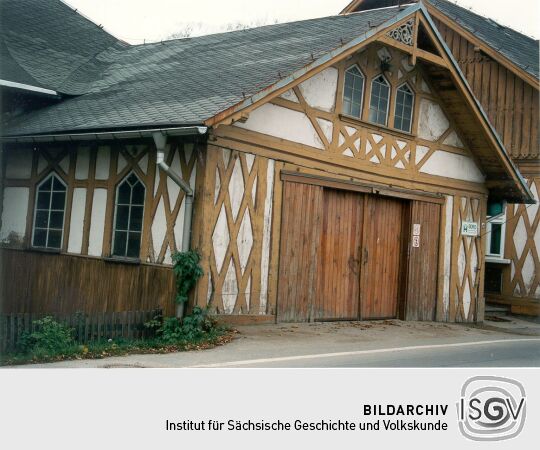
[32,173,67,250]
[486,200,506,258]
[343,65,365,118]
[394,83,414,132]
[368,75,390,126]
[113,172,145,258]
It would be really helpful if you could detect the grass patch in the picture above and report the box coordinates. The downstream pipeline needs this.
[1,330,235,366]
[0,308,235,366]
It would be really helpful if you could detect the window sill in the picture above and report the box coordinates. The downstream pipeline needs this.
[28,247,62,255]
[103,256,142,265]
[339,114,416,140]
[486,257,511,265]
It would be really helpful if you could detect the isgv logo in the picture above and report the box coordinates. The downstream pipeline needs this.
[457,376,526,441]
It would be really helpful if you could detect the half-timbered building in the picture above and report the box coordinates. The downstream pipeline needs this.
[0,0,535,323]
[341,1,540,312]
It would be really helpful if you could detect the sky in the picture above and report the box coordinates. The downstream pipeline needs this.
[64,0,540,44]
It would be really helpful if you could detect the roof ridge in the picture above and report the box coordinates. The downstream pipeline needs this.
[132,4,406,48]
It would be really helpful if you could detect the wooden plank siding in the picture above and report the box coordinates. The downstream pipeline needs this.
[0,248,176,316]
[433,18,539,160]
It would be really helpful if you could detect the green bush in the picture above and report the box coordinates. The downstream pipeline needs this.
[172,250,204,304]
[19,317,75,355]
[155,307,219,343]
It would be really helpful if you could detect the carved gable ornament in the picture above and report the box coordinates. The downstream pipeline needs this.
[387,18,415,46]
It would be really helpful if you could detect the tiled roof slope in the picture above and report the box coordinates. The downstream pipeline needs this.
[429,0,539,79]
[2,5,404,136]
[0,0,126,91]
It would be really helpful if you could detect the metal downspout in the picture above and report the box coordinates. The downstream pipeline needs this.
[152,131,200,319]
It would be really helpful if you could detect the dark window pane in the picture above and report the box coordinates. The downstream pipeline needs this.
[126,233,141,258]
[490,224,502,255]
[47,230,62,249]
[343,100,351,115]
[113,231,127,256]
[130,206,144,231]
[37,191,50,209]
[118,182,131,204]
[51,192,65,210]
[116,205,130,230]
[52,177,65,191]
[49,211,64,229]
[127,173,138,185]
[33,229,47,247]
[344,73,354,89]
[351,103,361,118]
[41,177,52,191]
[132,182,145,205]
[35,210,49,228]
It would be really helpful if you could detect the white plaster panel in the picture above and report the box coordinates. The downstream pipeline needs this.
[260,159,275,314]
[442,131,464,149]
[94,147,110,180]
[88,189,107,256]
[5,149,33,179]
[463,278,471,319]
[75,147,91,179]
[151,197,168,259]
[228,158,244,222]
[522,251,535,294]
[418,99,450,141]
[222,259,238,314]
[235,103,323,149]
[0,187,29,244]
[67,188,87,254]
[420,150,485,183]
[237,209,253,274]
[298,67,338,112]
[59,155,70,174]
[212,205,229,273]
[280,89,299,103]
[513,216,527,258]
[316,118,333,144]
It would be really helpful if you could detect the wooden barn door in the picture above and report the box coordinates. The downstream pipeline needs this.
[277,182,323,322]
[313,189,363,321]
[403,201,441,321]
[360,196,407,320]
[278,182,363,322]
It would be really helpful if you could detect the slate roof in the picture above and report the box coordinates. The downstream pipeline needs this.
[1,1,406,136]
[0,0,126,92]
[428,0,539,79]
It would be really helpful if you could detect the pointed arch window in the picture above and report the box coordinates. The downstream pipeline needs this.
[32,172,67,249]
[343,65,365,118]
[368,75,390,126]
[112,172,145,258]
[394,83,414,133]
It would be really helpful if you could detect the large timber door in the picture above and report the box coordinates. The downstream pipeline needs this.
[277,179,418,323]
[360,196,407,320]
[313,189,363,321]
[277,183,363,322]
[277,182,323,322]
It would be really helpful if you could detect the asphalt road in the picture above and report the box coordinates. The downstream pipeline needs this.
[211,339,540,368]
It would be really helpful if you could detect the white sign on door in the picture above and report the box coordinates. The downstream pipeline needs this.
[412,235,420,248]
[413,224,421,236]
[461,221,479,237]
